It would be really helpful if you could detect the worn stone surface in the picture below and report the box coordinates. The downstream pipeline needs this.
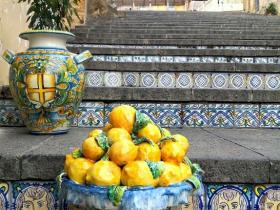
[0,127,278,183]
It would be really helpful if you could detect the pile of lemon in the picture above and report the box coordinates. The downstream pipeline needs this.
[64,105,192,188]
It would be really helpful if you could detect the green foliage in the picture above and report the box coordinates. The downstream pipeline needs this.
[265,3,278,16]
[18,0,81,31]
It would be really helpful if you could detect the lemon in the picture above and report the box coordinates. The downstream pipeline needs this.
[109,105,136,133]
[158,162,182,187]
[107,128,132,144]
[179,162,192,181]
[136,142,161,161]
[82,137,105,161]
[162,128,171,138]
[64,148,82,173]
[103,123,113,132]
[161,139,185,164]
[109,140,138,166]
[138,123,161,143]
[68,158,94,184]
[88,128,103,138]
[121,161,156,187]
[86,160,121,186]
[173,134,190,153]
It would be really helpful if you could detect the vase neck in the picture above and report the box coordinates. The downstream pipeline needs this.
[28,33,68,49]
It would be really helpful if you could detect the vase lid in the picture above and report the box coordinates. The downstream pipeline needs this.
[19,30,75,41]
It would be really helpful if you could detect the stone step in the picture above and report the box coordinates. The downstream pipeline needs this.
[70,38,280,46]
[0,127,277,183]
[74,33,280,40]
[68,46,280,56]
[1,86,280,103]
[85,62,280,73]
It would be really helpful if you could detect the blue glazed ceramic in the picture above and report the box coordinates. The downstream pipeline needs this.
[2,30,92,134]
[60,177,203,210]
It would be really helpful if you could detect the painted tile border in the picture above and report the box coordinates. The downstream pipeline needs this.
[91,55,280,64]
[86,71,280,90]
[0,181,279,210]
[2,100,280,128]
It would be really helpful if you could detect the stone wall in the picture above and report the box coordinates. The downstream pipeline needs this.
[0,0,86,86]
[244,0,280,13]
[0,0,29,86]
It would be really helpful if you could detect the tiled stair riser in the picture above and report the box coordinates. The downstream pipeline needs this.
[91,55,280,64]
[1,100,280,128]
[86,71,280,90]
[0,181,279,210]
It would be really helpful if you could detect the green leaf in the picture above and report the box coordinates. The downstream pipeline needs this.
[146,161,165,179]
[101,151,109,161]
[133,137,155,146]
[96,133,110,151]
[72,149,83,158]
[133,111,151,134]
[108,186,127,206]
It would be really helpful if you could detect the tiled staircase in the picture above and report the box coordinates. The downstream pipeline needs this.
[1,11,280,210]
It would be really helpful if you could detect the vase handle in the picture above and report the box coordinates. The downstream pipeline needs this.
[74,50,93,64]
[2,50,15,64]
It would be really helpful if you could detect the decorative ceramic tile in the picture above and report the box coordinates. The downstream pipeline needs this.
[234,104,260,127]
[187,57,201,63]
[119,56,133,62]
[105,56,119,62]
[130,103,157,124]
[201,57,214,63]
[182,104,208,127]
[176,73,193,88]
[260,104,280,128]
[86,71,104,87]
[268,57,279,64]
[247,74,264,90]
[242,57,254,64]
[0,100,23,126]
[161,56,174,63]
[265,74,280,90]
[229,73,247,89]
[133,56,146,62]
[174,56,187,63]
[12,181,59,210]
[206,184,253,210]
[172,195,204,210]
[211,73,229,89]
[230,57,241,63]
[208,104,234,127]
[254,185,280,210]
[104,72,122,87]
[78,102,104,127]
[92,55,105,62]
[255,57,268,64]
[147,56,160,63]
[194,74,211,89]
[140,73,158,88]
[0,182,11,210]
[215,57,227,63]
[155,104,182,128]
[123,72,140,87]
[158,73,176,88]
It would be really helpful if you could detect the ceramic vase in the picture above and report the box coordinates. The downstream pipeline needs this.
[2,30,92,134]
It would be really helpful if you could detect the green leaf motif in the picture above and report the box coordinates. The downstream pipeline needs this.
[96,133,110,151]
[187,176,201,190]
[133,111,151,134]
[108,186,127,206]
[146,161,165,179]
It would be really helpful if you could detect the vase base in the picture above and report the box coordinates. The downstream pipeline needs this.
[30,129,69,135]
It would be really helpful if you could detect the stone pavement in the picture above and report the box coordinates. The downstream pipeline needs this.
[0,127,278,183]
